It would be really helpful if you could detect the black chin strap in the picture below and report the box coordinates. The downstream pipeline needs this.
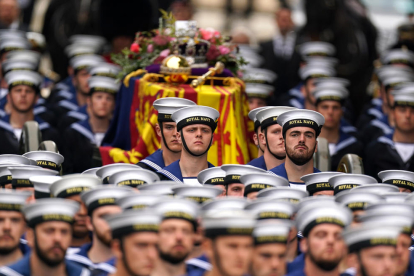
[160,122,181,154]
[181,129,213,157]
[265,129,285,160]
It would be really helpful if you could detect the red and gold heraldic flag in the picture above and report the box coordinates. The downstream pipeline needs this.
[99,74,257,166]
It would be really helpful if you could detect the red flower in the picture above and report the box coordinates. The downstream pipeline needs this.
[206,45,221,61]
[130,42,140,53]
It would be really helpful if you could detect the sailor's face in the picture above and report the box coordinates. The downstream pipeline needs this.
[260,124,285,159]
[393,106,414,133]
[180,124,213,155]
[301,224,345,271]
[285,127,317,166]
[120,232,159,275]
[73,69,90,95]
[162,122,182,152]
[210,236,254,276]
[90,205,122,247]
[32,221,72,266]
[227,183,245,197]
[251,243,287,276]
[158,219,194,263]
[399,187,412,193]
[358,246,397,276]
[248,97,267,111]
[0,211,25,254]
[316,101,342,129]
[395,234,411,276]
[8,85,38,113]
[304,78,316,104]
[66,194,89,241]
[313,190,334,196]
[246,191,259,200]
[89,92,115,119]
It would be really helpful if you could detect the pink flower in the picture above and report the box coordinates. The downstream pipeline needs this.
[153,35,171,46]
[200,28,221,42]
[218,45,230,55]
[147,44,154,53]
[206,45,220,61]
[159,49,170,58]
[237,71,243,78]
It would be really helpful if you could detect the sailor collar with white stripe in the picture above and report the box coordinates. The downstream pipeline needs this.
[153,97,197,123]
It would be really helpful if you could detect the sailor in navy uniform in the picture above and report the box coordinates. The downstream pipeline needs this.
[49,175,101,252]
[50,54,104,119]
[284,202,352,276]
[268,110,325,190]
[0,190,30,267]
[0,70,60,154]
[0,198,90,276]
[220,164,266,197]
[157,105,219,185]
[364,91,414,181]
[137,97,196,172]
[248,106,295,170]
[193,210,255,276]
[66,185,132,275]
[62,76,119,173]
[97,209,161,276]
[378,170,414,193]
[313,86,363,171]
[248,107,269,159]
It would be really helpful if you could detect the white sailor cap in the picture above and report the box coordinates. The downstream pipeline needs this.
[70,54,105,73]
[277,109,325,137]
[220,164,266,185]
[295,203,352,237]
[376,66,414,82]
[26,32,46,50]
[50,174,101,198]
[88,63,121,79]
[342,224,401,253]
[82,167,100,176]
[241,173,289,197]
[23,151,64,172]
[0,164,38,187]
[88,76,121,95]
[329,174,377,195]
[313,87,349,105]
[64,44,97,59]
[2,60,38,75]
[106,209,161,239]
[152,198,200,224]
[109,169,160,188]
[8,167,58,189]
[405,193,414,203]
[304,57,338,68]
[256,106,296,129]
[30,175,61,199]
[0,189,31,212]
[298,41,336,58]
[4,70,43,92]
[299,64,335,81]
[245,199,295,220]
[197,167,226,185]
[358,212,414,236]
[202,210,255,238]
[137,181,179,196]
[6,50,41,65]
[382,75,413,90]
[80,185,132,215]
[252,220,293,245]
[23,198,79,228]
[257,187,309,203]
[378,170,414,191]
[335,190,384,211]
[245,83,273,99]
[201,197,248,213]
[301,172,342,195]
[243,68,277,85]
[69,35,106,48]
[0,39,30,54]
[116,194,162,210]
[297,196,335,211]
[0,30,25,39]
[248,106,270,132]
[172,185,223,204]
[383,192,410,203]
[153,97,197,123]
[95,163,143,184]
[381,49,414,67]
[0,154,33,165]
[314,77,350,88]
[171,106,220,132]
[351,184,399,194]
[365,202,414,215]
